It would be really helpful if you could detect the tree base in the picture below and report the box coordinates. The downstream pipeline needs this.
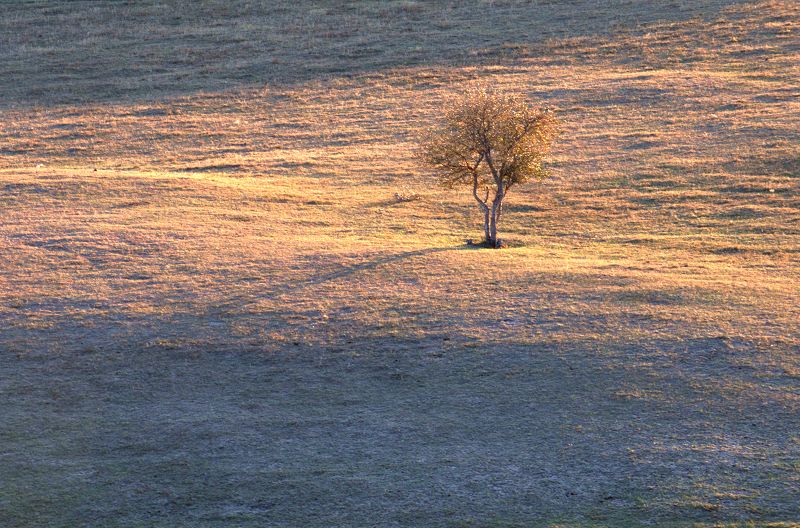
[466,238,508,249]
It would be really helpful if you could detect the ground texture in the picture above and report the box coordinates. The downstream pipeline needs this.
[1,1,799,526]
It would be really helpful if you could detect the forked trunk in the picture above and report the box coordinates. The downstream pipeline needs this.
[472,173,492,247]
[489,192,504,248]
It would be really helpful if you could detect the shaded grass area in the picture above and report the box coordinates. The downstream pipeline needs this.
[0,0,757,107]
[2,339,799,527]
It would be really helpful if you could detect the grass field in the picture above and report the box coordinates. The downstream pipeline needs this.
[1,1,799,526]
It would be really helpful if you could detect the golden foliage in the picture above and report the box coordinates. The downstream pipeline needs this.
[420,85,559,191]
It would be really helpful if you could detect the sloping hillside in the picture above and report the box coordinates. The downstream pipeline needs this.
[1,1,798,526]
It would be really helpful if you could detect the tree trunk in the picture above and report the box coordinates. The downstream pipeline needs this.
[489,207,498,247]
[489,192,504,247]
[471,173,491,246]
[483,207,491,244]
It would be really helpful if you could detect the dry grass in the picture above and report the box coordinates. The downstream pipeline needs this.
[1,0,785,106]
[1,1,799,526]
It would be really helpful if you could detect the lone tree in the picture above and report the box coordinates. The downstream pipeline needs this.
[420,86,558,248]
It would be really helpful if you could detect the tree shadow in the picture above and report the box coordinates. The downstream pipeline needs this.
[302,245,462,288]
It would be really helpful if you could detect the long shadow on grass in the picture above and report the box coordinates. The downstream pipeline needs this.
[302,245,466,287]
[219,245,474,312]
